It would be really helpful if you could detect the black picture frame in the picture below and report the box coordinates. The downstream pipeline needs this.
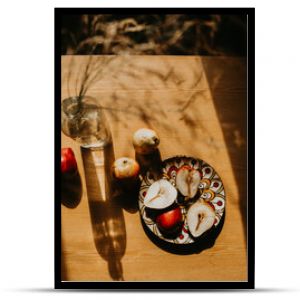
[55,7,255,290]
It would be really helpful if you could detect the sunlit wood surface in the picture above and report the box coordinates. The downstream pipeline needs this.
[61,55,247,282]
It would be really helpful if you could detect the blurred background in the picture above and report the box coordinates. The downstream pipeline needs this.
[61,14,247,56]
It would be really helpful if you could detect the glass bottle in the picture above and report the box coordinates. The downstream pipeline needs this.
[61,95,126,280]
[61,95,111,149]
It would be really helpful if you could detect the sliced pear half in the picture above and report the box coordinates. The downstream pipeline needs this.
[187,201,215,238]
[144,179,177,209]
[176,166,201,198]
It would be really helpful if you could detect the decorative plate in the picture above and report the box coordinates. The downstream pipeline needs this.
[139,156,226,244]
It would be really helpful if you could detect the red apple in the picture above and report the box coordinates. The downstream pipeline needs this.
[156,206,183,233]
[113,157,140,179]
[61,148,77,174]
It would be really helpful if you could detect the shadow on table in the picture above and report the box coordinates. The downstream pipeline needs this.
[135,148,163,180]
[113,183,140,214]
[61,171,83,208]
[81,143,127,281]
[202,57,247,239]
[142,211,225,255]
[61,173,82,280]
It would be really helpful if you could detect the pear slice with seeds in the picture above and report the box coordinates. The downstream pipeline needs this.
[176,166,200,199]
[187,201,215,238]
[144,179,177,209]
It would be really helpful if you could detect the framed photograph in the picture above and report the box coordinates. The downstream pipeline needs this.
[55,7,254,289]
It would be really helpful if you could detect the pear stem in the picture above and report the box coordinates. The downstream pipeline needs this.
[195,213,203,231]
[186,171,193,197]
[148,193,161,202]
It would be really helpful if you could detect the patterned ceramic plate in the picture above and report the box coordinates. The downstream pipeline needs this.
[139,156,226,244]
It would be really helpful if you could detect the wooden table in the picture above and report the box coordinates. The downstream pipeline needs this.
[61,55,247,282]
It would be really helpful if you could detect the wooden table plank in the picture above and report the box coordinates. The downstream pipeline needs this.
[61,55,247,282]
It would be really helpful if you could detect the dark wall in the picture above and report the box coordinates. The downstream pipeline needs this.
[61,14,247,56]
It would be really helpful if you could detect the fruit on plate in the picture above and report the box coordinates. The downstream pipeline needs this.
[144,179,177,209]
[113,157,140,179]
[187,200,215,238]
[132,128,160,154]
[61,148,77,174]
[156,206,183,234]
[176,165,201,199]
